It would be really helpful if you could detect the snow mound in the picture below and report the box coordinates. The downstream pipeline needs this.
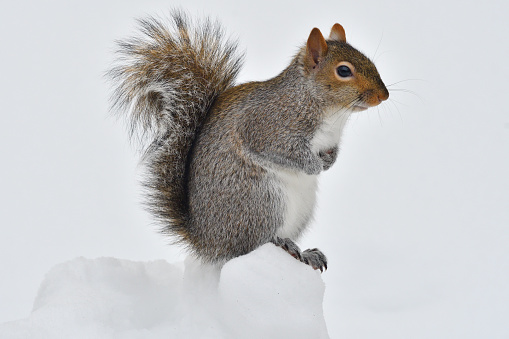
[0,244,329,339]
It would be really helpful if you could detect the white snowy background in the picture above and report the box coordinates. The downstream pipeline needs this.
[1,0,508,338]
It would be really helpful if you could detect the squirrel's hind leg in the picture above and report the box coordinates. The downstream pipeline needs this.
[272,237,327,272]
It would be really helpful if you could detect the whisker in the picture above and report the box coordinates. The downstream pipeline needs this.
[389,88,420,97]
[377,106,383,127]
[379,102,391,123]
[388,88,424,103]
[388,99,403,122]
[388,97,409,107]
[332,96,362,125]
[372,30,384,61]
[374,50,391,62]
[386,79,425,87]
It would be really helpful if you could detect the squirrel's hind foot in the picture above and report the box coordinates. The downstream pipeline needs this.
[302,248,328,272]
[272,237,327,272]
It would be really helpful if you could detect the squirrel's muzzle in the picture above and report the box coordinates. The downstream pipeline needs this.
[364,86,389,108]
[378,87,389,103]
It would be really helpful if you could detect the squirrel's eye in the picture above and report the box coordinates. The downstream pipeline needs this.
[336,65,352,78]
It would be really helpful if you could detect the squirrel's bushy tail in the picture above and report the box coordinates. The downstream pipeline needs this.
[108,10,243,242]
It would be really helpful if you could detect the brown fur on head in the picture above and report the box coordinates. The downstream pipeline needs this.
[304,24,389,112]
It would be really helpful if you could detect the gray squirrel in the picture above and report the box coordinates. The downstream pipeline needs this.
[109,11,388,271]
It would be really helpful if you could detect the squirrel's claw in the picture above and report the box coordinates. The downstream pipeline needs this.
[302,248,328,272]
[273,238,327,272]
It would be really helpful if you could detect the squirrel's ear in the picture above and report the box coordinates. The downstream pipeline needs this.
[329,23,346,43]
[306,28,328,69]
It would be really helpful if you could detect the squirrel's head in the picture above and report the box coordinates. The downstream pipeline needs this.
[302,24,389,112]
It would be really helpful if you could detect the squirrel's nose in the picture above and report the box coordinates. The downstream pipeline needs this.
[378,89,389,102]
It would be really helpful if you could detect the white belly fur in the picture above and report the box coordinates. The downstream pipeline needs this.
[276,108,352,239]
[276,170,318,239]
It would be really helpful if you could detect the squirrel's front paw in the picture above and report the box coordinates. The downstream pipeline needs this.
[319,146,338,171]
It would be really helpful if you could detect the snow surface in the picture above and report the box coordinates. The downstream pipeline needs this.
[0,244,329,339]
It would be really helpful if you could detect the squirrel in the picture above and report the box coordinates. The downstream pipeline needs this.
[108,10,388,272]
